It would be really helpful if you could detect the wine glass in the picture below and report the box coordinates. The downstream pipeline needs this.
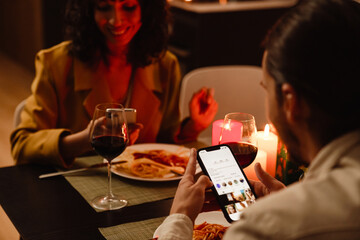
[89,103,129,210]
[219,112,258,168]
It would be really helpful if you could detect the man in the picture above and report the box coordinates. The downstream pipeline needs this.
[156,0,360,239]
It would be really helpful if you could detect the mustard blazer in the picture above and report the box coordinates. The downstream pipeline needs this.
[11,41,182,167]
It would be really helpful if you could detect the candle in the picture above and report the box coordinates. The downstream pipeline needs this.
[219,120,243,144]
[243,150,267,181]
[212,120,224,145]
[211,119,243,145]
[256,124,278,177]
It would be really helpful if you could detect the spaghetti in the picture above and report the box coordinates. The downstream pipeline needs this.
[193,222,229,240]
[113,149,188,178]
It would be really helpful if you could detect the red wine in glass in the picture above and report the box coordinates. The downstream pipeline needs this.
[226,142,258,168]
[91,135,128,162]
[89,103,128,211]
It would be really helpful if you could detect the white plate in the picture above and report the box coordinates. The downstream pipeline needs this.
[195,210,231,226]
[153,211,230,238]
[111,143,200,182]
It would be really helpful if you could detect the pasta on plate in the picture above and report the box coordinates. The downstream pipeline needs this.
[112,148,189,179]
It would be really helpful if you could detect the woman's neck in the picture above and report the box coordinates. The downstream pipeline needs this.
[97,56,133,103]
[107,41,129,60]
[107,54,128,71]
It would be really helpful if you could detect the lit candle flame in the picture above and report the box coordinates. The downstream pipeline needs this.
[264,124,270,137]
[224,122,231,130]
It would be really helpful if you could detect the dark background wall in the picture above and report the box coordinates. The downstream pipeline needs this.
[168,7,289,74]
[0,1,290,75]
[0,0,66,72]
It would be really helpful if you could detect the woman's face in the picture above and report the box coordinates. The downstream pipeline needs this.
[94,0,142,50]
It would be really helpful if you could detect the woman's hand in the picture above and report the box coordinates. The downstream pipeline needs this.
[170,148,213,223]
[59,120,94,165]
[176,87,218,142]
[249,163,286,198]
[127,123,143,145]
[189,87,218,132]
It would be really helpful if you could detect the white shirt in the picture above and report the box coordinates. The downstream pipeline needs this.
[156,129,360,239]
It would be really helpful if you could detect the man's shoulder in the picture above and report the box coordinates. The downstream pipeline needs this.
[229,172,360,239]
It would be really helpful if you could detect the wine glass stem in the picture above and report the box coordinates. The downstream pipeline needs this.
[107,161,114,198]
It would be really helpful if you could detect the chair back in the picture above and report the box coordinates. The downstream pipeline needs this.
[179,65,267,144]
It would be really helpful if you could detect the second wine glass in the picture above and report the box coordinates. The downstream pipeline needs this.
[219,112,258,168]
[89,103,128,210]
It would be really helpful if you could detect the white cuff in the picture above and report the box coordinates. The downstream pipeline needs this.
[155,214,193,240]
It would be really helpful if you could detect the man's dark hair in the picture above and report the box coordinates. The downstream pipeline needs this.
[264,0,360,145]
[64,0,169,68]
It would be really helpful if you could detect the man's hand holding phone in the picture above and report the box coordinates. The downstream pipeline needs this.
[249,163,286,198]
[170,148,213,223]
[168,146,285,225]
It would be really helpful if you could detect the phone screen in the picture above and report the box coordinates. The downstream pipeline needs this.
[198,145,256,222]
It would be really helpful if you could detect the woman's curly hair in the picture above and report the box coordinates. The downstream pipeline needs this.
[64,0,170,68]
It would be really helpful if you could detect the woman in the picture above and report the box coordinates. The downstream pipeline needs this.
[10,0,217,168]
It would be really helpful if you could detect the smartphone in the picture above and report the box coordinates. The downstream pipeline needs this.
[124,108,136,124]
[197,144,257,223]
[106,108,137,124]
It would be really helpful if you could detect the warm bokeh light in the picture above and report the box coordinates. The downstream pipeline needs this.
[223,122,231,130]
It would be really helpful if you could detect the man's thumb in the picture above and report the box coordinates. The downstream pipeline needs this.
[254,163,285,192]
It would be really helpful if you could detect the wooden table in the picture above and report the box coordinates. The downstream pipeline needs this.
[0,142,214,240]
[0,163,175,240]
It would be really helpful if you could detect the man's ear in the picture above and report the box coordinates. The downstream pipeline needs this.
[281,83,304,123]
